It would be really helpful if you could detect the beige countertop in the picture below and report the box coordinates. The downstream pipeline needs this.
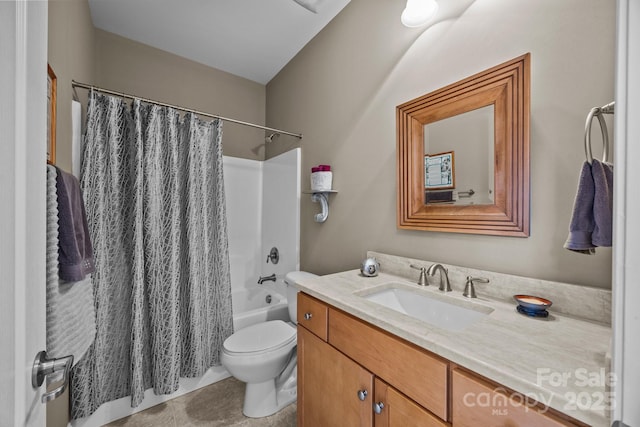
[296,270,612,427]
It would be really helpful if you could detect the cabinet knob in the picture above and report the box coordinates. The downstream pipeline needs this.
[304,312,313,320]
[373,402,385,414]
[357,389,368,401]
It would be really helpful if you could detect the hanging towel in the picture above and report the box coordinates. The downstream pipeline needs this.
[56,166,95,281]
[591,159,614,247]
[564,162,596,254]
[46,165,96,374]
[564,160,614,253]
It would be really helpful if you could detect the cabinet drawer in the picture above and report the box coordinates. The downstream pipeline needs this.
[329,308,449,421]
[297,293,328,341]
[451,368,586,427]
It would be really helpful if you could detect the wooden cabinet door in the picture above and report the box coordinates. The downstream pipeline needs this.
[298,325,374,427]
[374,379,448,427]
[452,368,585,427]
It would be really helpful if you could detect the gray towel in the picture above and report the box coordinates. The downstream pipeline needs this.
[46,165,96,374]
[564,160,614,254]
[55,166,95,281]
[592,159,614,247]
[564,162,596,254]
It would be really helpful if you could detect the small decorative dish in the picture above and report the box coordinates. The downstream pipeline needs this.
[514,294,552,318]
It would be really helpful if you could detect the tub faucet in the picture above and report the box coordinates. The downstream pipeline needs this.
[258,274,276,284]
[426,264,452,292]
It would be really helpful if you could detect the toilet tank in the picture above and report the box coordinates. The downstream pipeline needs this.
[284,271,318,324]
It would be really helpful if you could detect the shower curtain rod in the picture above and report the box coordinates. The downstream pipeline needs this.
[71,80,303,139]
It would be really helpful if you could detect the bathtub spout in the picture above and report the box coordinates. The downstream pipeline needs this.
[258,274,276,284]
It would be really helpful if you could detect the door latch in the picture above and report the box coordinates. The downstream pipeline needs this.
[32,350,74,403]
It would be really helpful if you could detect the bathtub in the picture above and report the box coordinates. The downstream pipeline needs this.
[232,285,290,331]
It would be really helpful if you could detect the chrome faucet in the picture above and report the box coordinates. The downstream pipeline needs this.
[257,274,276,284]
[426,264,452,292]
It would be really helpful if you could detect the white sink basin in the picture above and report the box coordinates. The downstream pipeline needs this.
[360,286,492,332]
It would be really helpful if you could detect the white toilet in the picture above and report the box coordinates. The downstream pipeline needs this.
[221,271,318,418]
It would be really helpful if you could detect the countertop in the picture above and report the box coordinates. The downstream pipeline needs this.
[296,270,612,427]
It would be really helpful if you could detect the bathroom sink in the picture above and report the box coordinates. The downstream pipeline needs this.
[359,285,492,332]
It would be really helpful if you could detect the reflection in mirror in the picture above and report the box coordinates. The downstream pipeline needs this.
[397,53,530,236]
[424,105,494,206]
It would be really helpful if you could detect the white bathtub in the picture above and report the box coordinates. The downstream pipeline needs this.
[232,286,290,331]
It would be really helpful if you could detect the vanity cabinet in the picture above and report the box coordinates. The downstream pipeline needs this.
[297,292,586,427]
[328,308,449,420]
[297,293,448,427]
[297,323,446,427]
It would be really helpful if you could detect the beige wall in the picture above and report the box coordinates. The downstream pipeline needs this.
[266,0,616,289]
[94,30,267,160]
[48,0,95,173]
[49,3,267,168]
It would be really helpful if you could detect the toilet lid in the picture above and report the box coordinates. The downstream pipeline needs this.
[224,320,296,354]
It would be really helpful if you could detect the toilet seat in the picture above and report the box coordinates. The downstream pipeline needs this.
[223,320,296,355]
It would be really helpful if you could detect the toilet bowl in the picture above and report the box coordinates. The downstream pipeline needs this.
[221,271,318,418]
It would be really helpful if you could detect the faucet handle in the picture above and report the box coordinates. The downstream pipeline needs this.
[410,265,428,286]
[463,276,489,298]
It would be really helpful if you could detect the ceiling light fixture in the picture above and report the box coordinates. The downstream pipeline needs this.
[401,0,439,27]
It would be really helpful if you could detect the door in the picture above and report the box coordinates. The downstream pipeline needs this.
[298,326,373,427]
[0,1,48,426]
[612,1,640,425]
[374,379,447,427]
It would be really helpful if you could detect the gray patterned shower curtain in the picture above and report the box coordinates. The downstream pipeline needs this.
[70,93,234,419]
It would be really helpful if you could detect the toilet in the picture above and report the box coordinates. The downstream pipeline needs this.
[221,271,318,418]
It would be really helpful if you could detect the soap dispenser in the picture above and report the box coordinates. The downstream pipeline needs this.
[360,257,380,277]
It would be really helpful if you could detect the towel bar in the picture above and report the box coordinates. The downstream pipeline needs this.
[584,101,615,164]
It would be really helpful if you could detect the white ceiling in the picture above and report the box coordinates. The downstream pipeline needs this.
[88,0,351,85]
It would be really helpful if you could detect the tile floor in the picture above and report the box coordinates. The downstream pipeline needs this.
[104,377,296,427]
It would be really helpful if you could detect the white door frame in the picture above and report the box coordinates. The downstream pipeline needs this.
[612,0,640,425]
[0,0,48,425]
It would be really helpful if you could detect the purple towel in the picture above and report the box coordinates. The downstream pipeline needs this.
[55,167,95,281]
[564,162,596,254]
[591,159,614,247]
[564,160,614,254]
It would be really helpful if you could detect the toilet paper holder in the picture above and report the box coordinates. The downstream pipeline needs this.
[309,190,337,223]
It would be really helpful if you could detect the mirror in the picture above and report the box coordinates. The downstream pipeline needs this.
[397,53,530,236]
[424,105,494,205]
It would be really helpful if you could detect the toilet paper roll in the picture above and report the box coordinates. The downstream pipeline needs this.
[311,171,332,191]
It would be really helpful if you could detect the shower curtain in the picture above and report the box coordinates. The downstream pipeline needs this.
[70,93,234,418]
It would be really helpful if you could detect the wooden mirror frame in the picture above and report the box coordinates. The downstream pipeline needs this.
[397,53,530,237]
